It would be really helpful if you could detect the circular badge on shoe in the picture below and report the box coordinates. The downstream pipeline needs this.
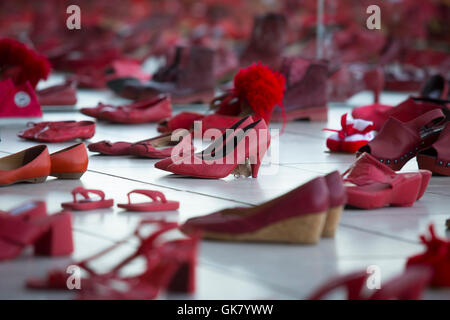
[14,91,31,108]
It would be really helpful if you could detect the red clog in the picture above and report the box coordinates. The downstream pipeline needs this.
[357,109,445,170]
[36,80,77,106]
[117,190,179,212]
[344,153,431,209]
[0,211,73,261]
[61,187,114,211]
[0,79,42,118]
[417,122,450,176]
[18,121,96,143]
[406,225,450,287]
[181,176,330,244]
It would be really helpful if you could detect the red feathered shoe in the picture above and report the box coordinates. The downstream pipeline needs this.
[18,121,96,143]
[0,79,42,118]
[406,225,450,287]
[0,38,50,89]
[324,114,375,153]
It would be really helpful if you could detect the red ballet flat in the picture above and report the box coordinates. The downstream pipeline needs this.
[357,109,446,170]
[406,224,450,287]
[36,80,77,106]
[308,267,432,300]
[344,153,431,209]
[117,190,179,212]
[0,211,73,261]
[417,122,450,176]
[18,121,77,139]
[61,187,114,211]
[18,121,96,143]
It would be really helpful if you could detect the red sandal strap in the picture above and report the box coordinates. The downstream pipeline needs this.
[407,108,445,134]
[71,187,105,203]
[126,189,167,204]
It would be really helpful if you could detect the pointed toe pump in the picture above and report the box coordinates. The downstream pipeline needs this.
[50,143,88,179]
[181,176,330,244]
[165,119,270,179]
[0,145,51,186]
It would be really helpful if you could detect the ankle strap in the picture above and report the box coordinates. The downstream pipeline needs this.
[407,109,445,133]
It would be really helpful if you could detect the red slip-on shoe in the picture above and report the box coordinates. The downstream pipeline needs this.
[36,80,77,106]
[129,131,194,159]
[80,102,114,120]
[322,171,346,238]
[88,140,136,156]
[61,187,114,211]
[0,145,51,186]
[100,96,172,124]
[417,122,450,176]
[308,267,432,300]
[165,119,270,179]
[343,153,430,209]
[117,190,179,212]
[324,113,375,154]
[357,109,446,171]
[181,176,329,244]
[0,201,47,220]
[18,121,77,139]
[50,143,88,179]
[157,112,205,133]
[27,220,198,299]
[155,116,255,171]
[19,121,96,143]
[0,211,73,261]
[406,225,450,287]
[0,79,42,118]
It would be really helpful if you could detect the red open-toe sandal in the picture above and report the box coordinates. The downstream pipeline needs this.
[117,190,179,212]
[61,187,114,211]
[343,153,430,209]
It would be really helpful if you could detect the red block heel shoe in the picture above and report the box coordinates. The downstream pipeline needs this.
[0,211,73,261]
[165,119,270,179]
[0,145,51,186]
[27,221,198,299]
[50,143,88,179]
[343,153,430,209]
[406,224,450,287]
[417,123,450,176]
[61,187,114,211]
[181,176,330,244]
[357,109,446,171]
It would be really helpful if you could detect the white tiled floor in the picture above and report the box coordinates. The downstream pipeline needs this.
[0,79,449,300]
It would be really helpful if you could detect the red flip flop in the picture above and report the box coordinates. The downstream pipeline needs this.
[117,190,179,212]
[61,187,114,211]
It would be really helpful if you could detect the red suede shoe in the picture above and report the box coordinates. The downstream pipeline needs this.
[0,79,42,118]
[61,187,114,211]
[0,211,73,261]
[357,109,446,170]
[27,220,198,299]
[18,121,96,143]
[343,153,431,209]
[36,80,77,106]
[164,119,270,179]
[18,121,77,139]
[406,225,450,287]
[417,122,450,176]
[181,176,329,244]
[99,96,172,124]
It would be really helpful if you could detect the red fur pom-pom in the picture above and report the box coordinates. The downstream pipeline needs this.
[0,38,51,88]
[233,63,285,123]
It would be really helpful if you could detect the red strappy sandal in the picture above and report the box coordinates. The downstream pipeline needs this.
[0,211,73,261]
[308,267,432,300]
[61,187,114,211]
[27,220,198,299]
[343,153,431,209]
[117,190,179,212]
[357,109,446,171]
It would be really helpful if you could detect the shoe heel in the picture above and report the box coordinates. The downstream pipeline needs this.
[251,158,262,178]
[52,172,85,179]
[167,240,197,293]
[34,212,74,257]
[322,205,343,238]
[24,176,47,184]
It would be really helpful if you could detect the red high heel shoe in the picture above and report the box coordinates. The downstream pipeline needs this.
[18,121,96,143]
[155,116,254,171]
[406,225,450,287]
[357,109,446,170]
[0,211,73,261]
[344,153,431,209]
[27,220,198,299]
[417,122,450,176]
[308,267,432,300]
[181,176,329,244]
[164,119,270,179]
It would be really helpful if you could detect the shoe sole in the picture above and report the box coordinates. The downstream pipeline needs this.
[322,205,343,238]
[0,176,47,187]
[51,172,85,179]
[417,154,450,177]
[199,211,327,244]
